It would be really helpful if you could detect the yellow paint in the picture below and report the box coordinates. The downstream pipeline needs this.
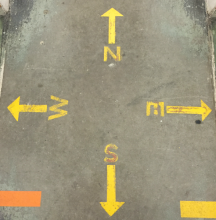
[100,165,124,216]
[180,201,216,218]
[166,100,211,121]
[146,102,164,116]
[104,144,118,163]
[48,96,68,120]
[101,8,123,44]
[104,46,121,61]
[7,97,47,121]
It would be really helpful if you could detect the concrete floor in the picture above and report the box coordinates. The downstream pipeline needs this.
[0,0,215,219]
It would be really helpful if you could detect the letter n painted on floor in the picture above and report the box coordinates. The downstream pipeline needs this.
[104,46,121,61]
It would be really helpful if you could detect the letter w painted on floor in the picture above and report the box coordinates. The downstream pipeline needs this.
[48,96,68,120]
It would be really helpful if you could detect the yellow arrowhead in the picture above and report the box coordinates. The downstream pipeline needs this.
[101,8,123,17]
[7,96,20,121]
[100,202,125,217]
[201,100,212,121]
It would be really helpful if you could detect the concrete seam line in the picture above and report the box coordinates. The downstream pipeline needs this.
[211,36,216,110]
[205,0,216,110]
[0,49,6,98]
[208,25,216,110]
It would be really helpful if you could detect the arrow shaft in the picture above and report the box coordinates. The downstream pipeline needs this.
[107,165,116,202]
[166,106,203,115]
[108,16,116,44]
[19,105,47,113]
[181,201,216,218]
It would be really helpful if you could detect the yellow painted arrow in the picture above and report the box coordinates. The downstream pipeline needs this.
[101,8,123,44]
[166,100,211,121]
[100,165,124,216]
[8,97,47,121]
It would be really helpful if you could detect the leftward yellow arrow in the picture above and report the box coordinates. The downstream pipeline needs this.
[8,97,47,121]
[101,8,123,44]
[100,165,124,216]
[166,100,211,121]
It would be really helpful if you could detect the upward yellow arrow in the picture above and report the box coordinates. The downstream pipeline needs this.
[166,100,211,121]
[100,165,124,216]
[8,97,47,121]
[101,8,123,44]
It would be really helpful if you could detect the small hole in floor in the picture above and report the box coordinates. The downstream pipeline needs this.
[195,120,201,124]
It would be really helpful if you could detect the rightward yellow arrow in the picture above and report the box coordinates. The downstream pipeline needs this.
[100,165,124,216]
[180,201,216,218]
[101,8,123,44]
[8,97,47,121]
[166,100,211,121]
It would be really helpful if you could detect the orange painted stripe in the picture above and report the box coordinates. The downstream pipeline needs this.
[0,191,41,207]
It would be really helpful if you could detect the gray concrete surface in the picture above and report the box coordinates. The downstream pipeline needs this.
[0,0,215,219]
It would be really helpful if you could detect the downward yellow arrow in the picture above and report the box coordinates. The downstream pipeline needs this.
[100,165,124,216]
[8,97,47,121]
[101,8,123,44]
[166,100,211,121]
